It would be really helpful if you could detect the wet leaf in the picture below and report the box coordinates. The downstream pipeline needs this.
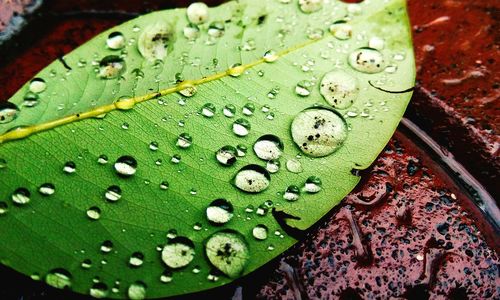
[0,0,414,298]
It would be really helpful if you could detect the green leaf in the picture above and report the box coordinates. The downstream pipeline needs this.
[0,0,415,298]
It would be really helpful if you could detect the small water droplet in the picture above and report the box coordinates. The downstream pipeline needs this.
[295,80,313,97]
[216,146,237,166]
[252,225,268,240]
[205,230,249,278]
[242,103,255,116]
[80,259,92,269]
[97,155,108,165]
[129,252,144,267]
[266,159,280,173]
[12,187,30,205]
[114,155,137,177]
[232,118,251,137]
[0,201,9,215]
[206,199,234,225]
[233,165,270,193]
[320,70,359,109]
[307,28,324,40]
[349,48,386,74]
[256,204,268,216]
[0,102,19,124]
[0,158,7,169]
[183,23,200,40]
[90,282,108,299]
[299,0,323,13]
[149,141,159,151]
[171,154,181,164]
[253,134,284,160]
[223,104,236,118]
[291,107,348,157]
[45,268,72,289]
[236,144,247,157]
[329,20,352,40]
[161,237,195,269]
[208,21,225,38]
[207,272,219,282]
[38,183,55,196]
[187,2,209,24]
[193,222,202,231]
[98,55,126,79]
[166,229,178,239]
[104,185,122,202]
[159,181,169,190]
[100,240,113,253]
[267,87,280,99]
[263,50,278,63]
[286,159,303,174]
[304,176,322,193]
[106,32,126,50]
[177,133,193,148]
[160,270,173,283]
[29,78,47,93]
[369,36,385,50]
[283,185,300,201]
[128,281,147,300]
[201,103,216,118]
[86,206,101,220]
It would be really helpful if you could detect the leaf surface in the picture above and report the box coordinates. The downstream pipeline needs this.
[0,0,415,298]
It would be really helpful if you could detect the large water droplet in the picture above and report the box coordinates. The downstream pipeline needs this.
[106,32,126,50]
[253,134,284,160]
[329,20,352,40]
[114,155,137,177]
[129,252,144,267]
[138,23,173,61]
[205,230,249,278]
[177,133,193,148]
[320,70,359,109]
[233,165,270,193]
[12,187,30,205]
[283,185,300,201]
[29,78,47,93]
[161,237,195,269]
[104,185,122,202]
[232,118,251,137]
[299,0,323,13]
[187,2,209,24]
[45,268,72,289]
[38,183,55,196]
[98,55,126,79]
[128,281,147,300]
[291,107,348,157]
[0,102,19,124]
[348,48,386,74]
[252,225,268,240]
[90,282,108,299]
[206,199,234,225]
[304,176,322,193]
[216,146,237,166]
[86,206,101,220]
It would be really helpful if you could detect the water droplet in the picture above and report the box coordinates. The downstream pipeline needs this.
[304,176,322,193]
[208,21,225,38]
[29,78,46,93]
[0,158,7,169]
[232,118,251,137]
[12,187,30,205]
[393,52,406,61]
[263,50,278,63]
[178,83,197,97]
[86,206,101,220]
[100,240,113,253]
[129,252,144,267]
[159,181,169,190]
[267,244,275,251]
[45,268,72,289]
[206,199,234,225]
[223,104,236,118]
[90,282,108,299]
[171,154,181,164]
[149,141,159,151]
[97,155,108,165]
[290,107,348,157]
[187,2,209,24]
[183,23,200,40]
[176,133,193,149]
[205,230,249,278]
[283,185,300,201]
[329,21,352,40]
[233,165,270,193]
[0,102,19,124]
[207,272,219,282]
[127,281,147,300]
[201,103,216,118]
[242,103,255,116]
[63,161,76,174]
[348,48,386,74]
[299,0,323,13]
[138,23,173,61]
[236,144,247,157]
[114,155,137,177]
[104,185,122,202]
[80,259,92,269]
[38,183,55,196]
[295,80,313,97]
[216,146,237,166]
[98,55,126,79]
[267,87,280,99]
[160,270,173,283]
[266,159,280,173]
[256,204,268,216]
[241,39,256,51]
[161,237,195,269]
[106,31,125,50]
[253,134,284,160]
[24,92,40,107]
[0,201,9,215]
[369,36,385,50]
[320,70,359,109]
[252,225,268,240]
[307,28,324,40]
